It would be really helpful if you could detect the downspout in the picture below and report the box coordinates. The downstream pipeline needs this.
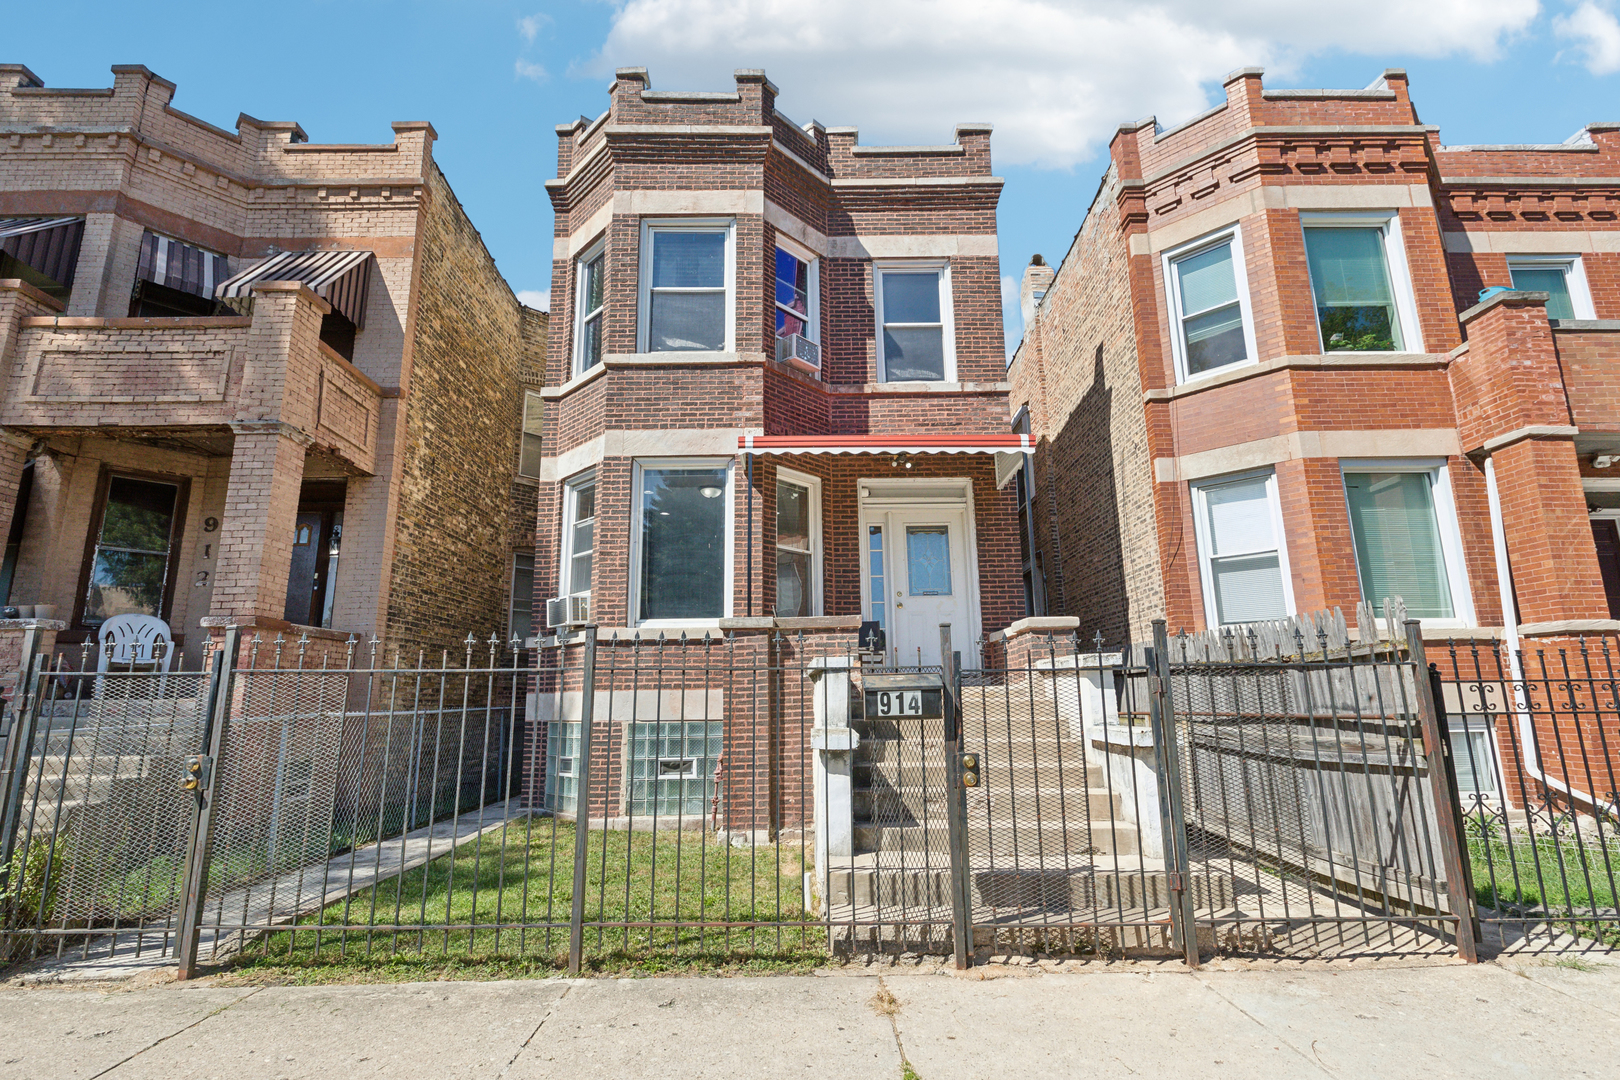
[745,446,754,618]
[1483,455,1594,807]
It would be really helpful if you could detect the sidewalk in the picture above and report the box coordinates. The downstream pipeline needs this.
[1,953,1617,1079]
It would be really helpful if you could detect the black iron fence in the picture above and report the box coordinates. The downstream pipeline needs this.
[7,616,1610,976]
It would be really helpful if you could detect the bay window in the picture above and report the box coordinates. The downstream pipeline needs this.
[876,262,953,382]
[639,221,733,353]
[1341,462,1472,624]
[1302,214,1420,353]
[561,475,595,597]
[633,460,732,624]
[1191,470,1293,627]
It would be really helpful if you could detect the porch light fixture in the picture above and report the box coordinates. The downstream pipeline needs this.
[699,485,723,499]
[891,453,913,469]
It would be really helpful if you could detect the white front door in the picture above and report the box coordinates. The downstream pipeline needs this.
[869,505,972,669]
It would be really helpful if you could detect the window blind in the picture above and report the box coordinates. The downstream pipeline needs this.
[1201,475,1287,625]
[1508,266,1576,321]
[1343,471,1454,619]
[1304,227,1402,351]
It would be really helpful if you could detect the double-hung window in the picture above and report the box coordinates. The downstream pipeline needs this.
[561,475,595,598]
[632,459,732,624]
[774,469,820,618]
[575,242,605,373]
[518,391,544,479]
[1507,255,1595,322]
[1165,228,1257,382]
[775,244,818,340]
[1341,461,1472,625]
[1302,214,1421,353]
[876,262,954,382]
[639,221,733,353]
[1191,471,1293,627]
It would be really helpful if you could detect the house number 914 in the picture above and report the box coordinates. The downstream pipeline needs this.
[864,689,943,719]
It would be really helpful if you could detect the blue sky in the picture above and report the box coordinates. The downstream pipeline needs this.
[10,1,1619,352]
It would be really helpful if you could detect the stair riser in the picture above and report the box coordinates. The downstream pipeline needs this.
[855,790,1119,821]
[853,825,1137,857]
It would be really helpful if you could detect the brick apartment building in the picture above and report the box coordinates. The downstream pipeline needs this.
[530,67,1028,819]
[1009,66,1620,806]
[0,63,545,669]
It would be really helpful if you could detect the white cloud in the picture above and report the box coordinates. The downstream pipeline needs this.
[585,0,1541,168]
[518,288,551,312]
[518,13,552,44]
[1556,2,1620,74]
[515,59,549,83]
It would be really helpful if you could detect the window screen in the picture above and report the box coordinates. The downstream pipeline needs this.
[1343,471,1454,619]
[880,270,946,381]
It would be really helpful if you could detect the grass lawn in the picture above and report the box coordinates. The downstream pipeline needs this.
[222,818,828,983]
[1467,818,1620,946]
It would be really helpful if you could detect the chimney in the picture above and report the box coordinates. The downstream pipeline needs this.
[1021,254,1055,328]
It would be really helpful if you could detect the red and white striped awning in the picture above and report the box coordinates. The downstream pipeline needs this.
[739,434,1033,455]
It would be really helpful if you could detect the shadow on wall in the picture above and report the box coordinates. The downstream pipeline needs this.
[1049,345,1130,643]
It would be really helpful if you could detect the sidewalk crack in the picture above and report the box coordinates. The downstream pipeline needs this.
[872,977,917,1079]
[497,980,575,1077]
[1192,975,1335,1077]
[87,985,264,1079]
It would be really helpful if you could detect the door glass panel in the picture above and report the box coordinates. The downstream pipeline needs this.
[905,525,952,596]
[868,525,886,629]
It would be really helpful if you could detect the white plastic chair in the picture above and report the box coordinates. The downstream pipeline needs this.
[97,614,175,673]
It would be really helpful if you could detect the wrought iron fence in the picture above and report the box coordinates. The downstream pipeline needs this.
[0,617,1532,976]
[1438,636,1620,950]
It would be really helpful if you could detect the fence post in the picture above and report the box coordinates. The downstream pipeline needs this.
[941,624,972,970]
[0,649,49,888]
[176,626,238,979]
[567,628,598,976]
[1146,619,1200,967]
[1403,621,1480,963]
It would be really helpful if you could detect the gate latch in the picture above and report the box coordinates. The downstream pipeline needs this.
[1166,871,1184,893]
[960,753,979,788]
[179,754,212,793]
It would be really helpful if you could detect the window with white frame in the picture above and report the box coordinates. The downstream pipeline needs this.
[775,469,820,618]
[633,460,731,623]
[639,221,733,353]
[1165,228,1257,382]
[1447,717,1500,798]
[575,242,605,373]
[509,552,535,642]
[1302,214,1421,354]
[518,392,544,479]
[876,262,953,382]
[561,474,595,597]
[1341,462,1472,624]
[1508,255,1595,322]
[1191,470,1294,627]
[775,244,818,345]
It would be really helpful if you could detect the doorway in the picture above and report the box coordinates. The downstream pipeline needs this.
[283,480,345,628]
[1592,516,1620,620]
[860,479,979,669]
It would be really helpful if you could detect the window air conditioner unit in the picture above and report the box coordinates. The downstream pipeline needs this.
[776,333,820,373]
[546,592,591,629]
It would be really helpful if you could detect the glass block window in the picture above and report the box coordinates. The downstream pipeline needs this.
[628,720,724,818]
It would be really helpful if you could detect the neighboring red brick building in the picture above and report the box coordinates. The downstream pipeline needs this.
[0,63,545,669]
[531,68,1027,821]
[1010,66,1620,807]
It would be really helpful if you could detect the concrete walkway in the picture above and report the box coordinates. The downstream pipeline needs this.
[1,953,1617,1079]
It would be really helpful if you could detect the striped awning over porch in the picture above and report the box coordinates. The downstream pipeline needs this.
[137,231,230,299]
[0,216,85,289]
[216,248,374,328]
[738,433,1034,488]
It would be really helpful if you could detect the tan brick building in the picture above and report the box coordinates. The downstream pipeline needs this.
[0,63,545,668]
[1010,66,1620,807]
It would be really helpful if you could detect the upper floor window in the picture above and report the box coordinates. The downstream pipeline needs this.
[1165,228,1257,382]
[775,243,820,371]
[575,242,605,373]
[639,220,733,354]
[1508,255,1595,322]
[1190,470,1293,628]
[1302,214,1421,354]
[876,261,954,382]
[517,391,544,479]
